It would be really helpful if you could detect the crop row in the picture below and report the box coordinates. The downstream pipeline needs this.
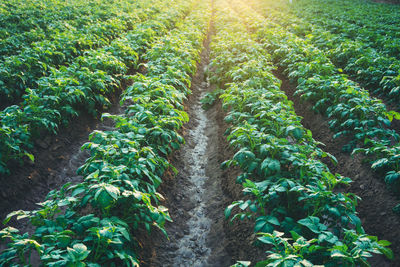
[0,1,211,265]
[209,0,392,265]
[242,0,400,205]
[0,0,162,103]
[257,0,400,111]
[287,0,400,58]
[0,0,142,60]
[0,0,130,35]
[0,0,192,175]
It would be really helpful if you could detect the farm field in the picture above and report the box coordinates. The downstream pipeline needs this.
[0,0,400,266]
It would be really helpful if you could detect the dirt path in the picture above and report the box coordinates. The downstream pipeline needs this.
[139,9,265,265]
[145,17,233,266]
[274,70,400,266]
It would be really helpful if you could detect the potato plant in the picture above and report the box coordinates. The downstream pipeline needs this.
[0,0,192,175]
[0,0,129,58]
[0,0,164,103]
[236,0,400,206]
[210,0,393,265]
[0,0,398,265]
[0,1,211,265]
[255,0,400,111]
[289,0,400,58]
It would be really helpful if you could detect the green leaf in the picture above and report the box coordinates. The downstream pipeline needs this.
[261,158,281,175]
[247,161,258,172]
[378,246,394,260]
[266,216,280,226]
[104,185,120,200]
[258,235,275,245]
[58,235,71,248]
[387,110,400,122]
[290,230,301,241]
[254,216,274,233]
[298,216,327,234]
[239,200,251,210]
[378,240,391,247]
[254,260,270,267]
[331,250,347,258]
[260,144,270,157]
[72,243,90,261]
[225,202,240,219]
[120,228,131,241]
[233,149,255,165]
[25,153,35,162]
[385,171,400,185]
[232,261,251,267]
[3,210,26,225]
[371,158,389,170]
[96,190,114,209]
[292,128,303,140]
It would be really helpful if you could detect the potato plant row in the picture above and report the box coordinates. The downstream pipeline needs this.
[256,0,400,111]
[0,1,211,265]
[209,0,392,265]
[0,0,192,175]
[238,0,400,205]
[286,0,400,58]
[0,0,133,36]
[0,0,162,103]
[0,0,144,59]
[0,0,107,51]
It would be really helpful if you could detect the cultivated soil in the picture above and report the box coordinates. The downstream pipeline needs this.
[0,90,126,235]
[139,12,264,267]
[274,70,400,266]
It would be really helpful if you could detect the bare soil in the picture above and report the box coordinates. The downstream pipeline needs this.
[274,70,400,266]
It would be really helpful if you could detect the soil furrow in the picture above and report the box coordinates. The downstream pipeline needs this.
[146,15,232,266]
[141,9,265,266]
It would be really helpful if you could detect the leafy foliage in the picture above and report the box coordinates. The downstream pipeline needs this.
[0,0,211,265]
[0,0,189,175]
[211,1,393,265]
[244,0,400,199]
